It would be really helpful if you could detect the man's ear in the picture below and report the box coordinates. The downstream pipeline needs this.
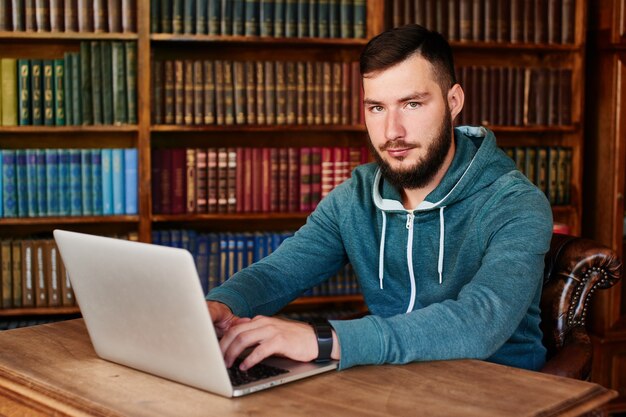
[447,83,464,121]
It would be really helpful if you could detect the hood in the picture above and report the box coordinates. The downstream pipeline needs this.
[371,126,517,302]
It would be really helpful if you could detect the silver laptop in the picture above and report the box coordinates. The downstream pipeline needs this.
[53,230,338,397]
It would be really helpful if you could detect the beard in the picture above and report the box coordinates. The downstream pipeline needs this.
[369,109,453,190]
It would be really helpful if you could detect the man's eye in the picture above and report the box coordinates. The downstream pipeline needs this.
[370,106,384,113]
[407,102,420,109]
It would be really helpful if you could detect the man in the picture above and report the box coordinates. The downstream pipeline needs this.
[206,24,553,373]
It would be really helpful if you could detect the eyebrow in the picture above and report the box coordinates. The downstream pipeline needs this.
[363,92,431,106]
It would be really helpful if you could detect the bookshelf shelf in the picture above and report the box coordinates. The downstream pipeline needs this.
[0,216,140,226]
[150,125,367,133]
[149,34,368,46]
[0,31,138,41]
[486,125,578,133]
[152,213,309,222]
[0,307,80,317]
[449,41,582,53]
[0,126,139,134]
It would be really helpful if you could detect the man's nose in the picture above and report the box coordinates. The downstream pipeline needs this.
[384,110,405,141]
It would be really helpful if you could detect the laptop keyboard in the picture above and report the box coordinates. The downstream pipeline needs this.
[227,358,290,387]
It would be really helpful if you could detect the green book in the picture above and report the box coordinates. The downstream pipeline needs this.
[208,0,221,35]
[90,41,103,125]
[244,0,259,36]
[308,0,317,37]
[172,0,183,33]
[54,59,65,126]
[111,41,128,124]
[183,0,195,34]
[317,0,329,38]
[260,0,273,36]
[17,59,31,126]
[273,0,284,37]
[1,59,18,126]
[125,42,137,124]
[196,0,207,34]
[80,42,93,125]
[63,53,73,126]
[297,0,309,37]
[233,0,244,35]
[70,53,82,125]
[328,0,339,38]
[43,60,54,126]
[150,0,161,32]
[221,0,233,35]
[339,0,352,38]
[284,0,296,37]
[101,42,113,125]
[80,149,93,215]
[32,60,45,125]
[160,0,172,33]
[353,0,365,38]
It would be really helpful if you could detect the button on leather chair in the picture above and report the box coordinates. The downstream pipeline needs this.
[540,234,622,380]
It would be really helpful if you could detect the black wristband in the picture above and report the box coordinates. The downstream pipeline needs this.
[310,319,333,363]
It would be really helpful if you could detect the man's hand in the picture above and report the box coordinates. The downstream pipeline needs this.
[207,301,238,337]
[219,316,329,371]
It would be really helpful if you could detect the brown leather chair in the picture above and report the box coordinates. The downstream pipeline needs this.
[540,234,622,380]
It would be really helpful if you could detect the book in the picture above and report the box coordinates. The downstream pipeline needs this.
[1,59,18,126]
[21,240,34,307]
[15,150,27,217]
[125,42,137,124]
[69,149,82,215]
[112,41,128,124]
[101,41,114,124]
[1,151,17,218]
[112,148,125,215]
[17,60,31,126]
[91,149,103,214]
[45,240,61,307]
[33,240,47,307]
[53,59,65,125]
[80,42,93,124]
[58,150,71,216]
[90,42,103,125]
[80,149,93,215]
[11,240,22,307]
[186,148,196,213]
[1,240,11,308]
[45,149,60,216]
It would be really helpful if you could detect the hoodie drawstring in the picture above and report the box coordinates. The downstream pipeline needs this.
[379,211,387,289]
[438,207,445,285]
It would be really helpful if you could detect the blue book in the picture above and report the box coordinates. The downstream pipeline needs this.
[15,150,28,217]
[253,232,267,262]
[123,148,138,215]
[219,233,229,286]
[186,229,198,255]
[80,150,93,216]
[68,149,82,215]
[0,151,3,217]
[243,233,254,268]
[45,149,60,216]
[58,150,71,216]
[195,233,209,295]
[101,149,113,215]
[151,230,161,246]
[35,150,47,216]
[160,230,171,247]
[1,150,17,218]
[170,229,182,248]
[180,229,190,252]
[91,149,103,215]
[235,234,245,274]
[25,150,38,217]
[207,233,220,292]
[111,149,125,215]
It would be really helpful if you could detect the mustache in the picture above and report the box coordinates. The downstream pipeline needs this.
[379,140,419,152]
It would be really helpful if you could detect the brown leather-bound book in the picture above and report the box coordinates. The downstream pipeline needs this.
[261,147,271,212]
[331,62,341,124]
[64,0,77,31]
[472,0,483,41]
[121,0,136,32]
[269,148,279,212]
[496,0,510,42]
[322,62,334,125]
[108,0,122,32]
[183,60,194,125]
[350,61,360,125]
[93,0,106,32]
[49,0,63,31]
[233,61,246,125]
[227,148,237,213]
[242,147,253,212]
[288,147,300,212]
[235,148,244,212]
[447,0,458,41]
[214,60,225,125]
[523,0,534,43]
[77,0,93,31]
[44,240,61,307]
[264,61,275,125]
[0,240,11,308]
[403,0,415,27]
[185,148,196,213]
[498,67,508,126]
[534,68,548,125]
[425,0,436,31]
[547,68,559,126]
[487,67,498,126]
[547,0,561,44]
[558,68,572,126]
[315,61,324,124]
[171,148,186,214]
[21,240,35,308]
[193,60,203,125]
[25,0,36,30]
[513,67,524,126]
[299,147,312,212]
[0,1,10,30]
[296,61,306,124]
[207,148,218,213]
[561,0,574,44]
[546,147,558,204]
[340,62,350,125]
[251,148,262,212]
[160,149,173,214]
[164,60,175,124]
[534,0,547,44]
[556,147,566,204]
[459,0,471,41]
[479,66,489,125]
[244,61,256,125]
[278,148,289,212]
[435,0,447,36]
[506,66,515,126]
[216,148,228,213]
[510,0,523,43]
[174,60,184,124]
[255,61,266,125]
[275,61,287,125]
[223,60,235,125]
[35,0,50,31]
[11,241,22,308]
[152,60,163,124]
[483,0,496,42]
[285,61,297,124]
[310,147,322,210]
[33,240,47,307]
[391,0,403,27]
[203,60,215,125]
[321,147,333,199]
[305,61,315,125]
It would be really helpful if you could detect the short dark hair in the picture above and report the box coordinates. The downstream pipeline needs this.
[360,24,457,94]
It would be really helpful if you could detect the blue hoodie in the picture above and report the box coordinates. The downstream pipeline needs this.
[207,126,554,371]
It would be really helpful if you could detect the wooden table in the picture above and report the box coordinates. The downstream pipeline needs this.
[0,319,617,417]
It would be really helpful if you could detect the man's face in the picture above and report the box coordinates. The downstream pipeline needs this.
[363,54,454,190]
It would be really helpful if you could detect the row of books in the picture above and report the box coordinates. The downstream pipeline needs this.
[152,59,362,126]
[0,148,138,218]
[503,146,572,205]
[0,233,136,310]
[387,0,576,45]
[152,229,361,297]
[0,42,136,127]
[0,0,136,33]
[457,66,572,127]
[150,0,366,38]
[0,316,77,330]
[152,146,368,215]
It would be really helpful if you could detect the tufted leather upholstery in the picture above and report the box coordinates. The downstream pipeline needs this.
[539,234,622,380]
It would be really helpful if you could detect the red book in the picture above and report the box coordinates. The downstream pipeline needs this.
[310,147,322,210]
[185,148,196,213]
[261,147,271,212]
[243,148,253,212]
[270,148,279,212]
[299,147,312,212]
[227,148,237,213]
[196,149,208,213]
[251,148,262,212]
[333,147,344,190]
[288,148,300,212]
[216,148,228,213]
[278,148,289,212]
[321,147,334,199]
[236,147,245,213]
[170,148,186,215]
[207,148,218,213]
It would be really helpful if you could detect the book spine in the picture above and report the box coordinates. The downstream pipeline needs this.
[101,41,113,125]
[79,149,92,215]
[331,62,341,124]
[171,148,186,214]
[161,0,172,33]
[245,0,260,36]
[11,0,25,31]
[90,42,103,125]
[80,42,93,125]
[196,149,208,213]
[25,150,38,217]
[164,60,174,124]
[317,0,328,38]
[221,0,233,35]
[15,150,27,217]
[34,149,46,216]
[172,0,183,33]
[196,0,207,33]
[21,240,34,307]
[353,0,365,38]
[152,60,163,124]
[1,59,17,126]
[207,148,217,213]
[121,0,136,33]
[203,60,215,124]
[227,148,237,212]
[150,149,162,214]
[233,0,244,35]
[264,61,275,124]
[18,60,31,126]
[298,0,309,37]
[112,41,128,124]
[245,61,256,124]
[64,0,77,31]
[261,0,274,36]
[223,60,235,125]
[286,61,296,124]
[41,60,54,126]
[274,0,284,37]
[296,61,305,124]
[183,59,194,125]
[70,53,82,125]
[124,148,137,214]
[233,61,246,124]
[63,53,73,125]
[255,60,265,124]
[91,149,103,215]
[46,240,61,307]
[184,0,196,34]
[45,149,59,216]
[193,60,203,125]
[299,147,311,211]
[25,0,36,31]
[34,240,47,306]
[109,0,122,32]
[261,148,270,212]
[53,59,65,125]
[68,149,82,215]
[310,146,321,209]
[58,150,71,216]
[186,148,196,213]
[160,149,172,214]
[217,148,228,213]
[1,241,11,308]
[125,42,137,124]
[112,148,125,214]
[11,241,22,307]
[339,0,352,38]
[35,0,51,31]
[176,59,186,124]
[151,0,161,32]
[275,61,286,124]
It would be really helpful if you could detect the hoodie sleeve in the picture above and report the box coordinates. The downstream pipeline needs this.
[205,179,353,317]
[329,185,553,370]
